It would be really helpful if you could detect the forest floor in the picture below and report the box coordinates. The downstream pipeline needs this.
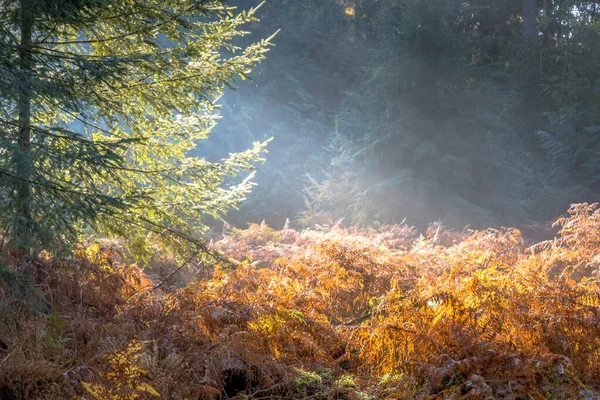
[2,204,600,399]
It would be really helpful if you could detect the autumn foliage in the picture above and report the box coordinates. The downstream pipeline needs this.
[1,204,600,399]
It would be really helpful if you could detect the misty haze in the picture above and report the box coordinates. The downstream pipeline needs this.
[207,0,600,236]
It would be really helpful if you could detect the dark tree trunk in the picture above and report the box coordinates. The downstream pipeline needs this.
[15,0,33,249]
[523,0,538,38]
[355,0,364,31]
[354,0,374,38]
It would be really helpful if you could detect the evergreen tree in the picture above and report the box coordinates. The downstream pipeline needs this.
[0,0,273,257]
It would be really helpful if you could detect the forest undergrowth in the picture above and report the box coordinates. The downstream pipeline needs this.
[2,204,600,399]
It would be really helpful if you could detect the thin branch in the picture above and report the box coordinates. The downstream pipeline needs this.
[150,248,204,292]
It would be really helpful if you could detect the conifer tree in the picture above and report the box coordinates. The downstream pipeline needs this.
[0,0,273,257]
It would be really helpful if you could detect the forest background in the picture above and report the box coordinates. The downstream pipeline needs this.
[206,0,600,232]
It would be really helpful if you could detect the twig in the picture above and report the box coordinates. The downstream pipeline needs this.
[149,248,204,292]
[332,313,373,327]
[124,247,203,301]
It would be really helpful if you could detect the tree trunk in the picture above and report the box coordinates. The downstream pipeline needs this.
[15,0,33,249]
[523,0,538,38]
